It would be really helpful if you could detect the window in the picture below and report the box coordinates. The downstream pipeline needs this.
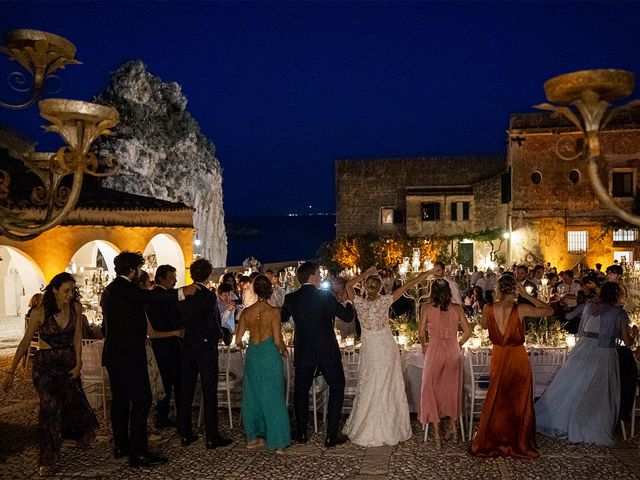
[421,202,440,221]
[568,169,580,184]
[612,172,633,197]
[531,171,542,185]
[567,231,588,254]
[613,229,638,242]
[381,208,394,225]
[381,207,403,225]
[450,201,470,221]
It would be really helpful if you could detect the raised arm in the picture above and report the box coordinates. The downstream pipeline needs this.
[391,271,430,303]
[346,266,377,301]
[516,284,554,319]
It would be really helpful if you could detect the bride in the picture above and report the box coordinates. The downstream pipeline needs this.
[343,267,429,446]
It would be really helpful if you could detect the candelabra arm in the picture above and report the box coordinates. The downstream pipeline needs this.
[0,166,84,239]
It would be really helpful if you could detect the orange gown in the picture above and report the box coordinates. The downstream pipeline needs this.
[469,304,538,458]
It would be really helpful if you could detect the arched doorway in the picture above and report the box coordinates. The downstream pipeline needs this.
[0,246,46,317]
[144,234,186,286]
[69,240,121,310]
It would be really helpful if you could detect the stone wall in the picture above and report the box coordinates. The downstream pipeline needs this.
[336,156,506,237]
[508,114,640,268]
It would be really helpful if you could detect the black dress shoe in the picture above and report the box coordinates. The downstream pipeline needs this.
[181,433,200,447]
[206,436,233,449]
[324,432,348,448]
[296,433,309,444]
[128,452,168,467]
[113,448,129,459]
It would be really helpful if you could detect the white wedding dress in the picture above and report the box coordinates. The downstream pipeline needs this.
[343,294,412,446]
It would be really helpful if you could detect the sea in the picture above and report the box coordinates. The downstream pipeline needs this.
[225,214,337,266]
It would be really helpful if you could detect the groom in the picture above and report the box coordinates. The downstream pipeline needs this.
[281,262,355,447]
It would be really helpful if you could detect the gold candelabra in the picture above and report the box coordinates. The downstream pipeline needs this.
[535,69,640,226]
[0,29,120,241]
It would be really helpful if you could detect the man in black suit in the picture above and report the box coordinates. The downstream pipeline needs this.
[515,264,538,306]
[101,251,198,468]
[177,258,233,450]
[146,264,183,430]
[281,262,355,447]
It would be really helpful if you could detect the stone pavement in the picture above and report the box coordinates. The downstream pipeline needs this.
[1,354,640,479]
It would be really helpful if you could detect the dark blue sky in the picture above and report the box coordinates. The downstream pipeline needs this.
[2,1,640,217]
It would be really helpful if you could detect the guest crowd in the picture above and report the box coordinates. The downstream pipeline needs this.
[2,252,639,475]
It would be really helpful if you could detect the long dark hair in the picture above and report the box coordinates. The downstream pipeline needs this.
[42,272,79,317]
[431,279,452,311]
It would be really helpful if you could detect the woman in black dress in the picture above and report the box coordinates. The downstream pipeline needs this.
[3,272,98,476]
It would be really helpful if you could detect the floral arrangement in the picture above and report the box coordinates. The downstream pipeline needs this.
[525,317,567,347]
[389,313,419,347]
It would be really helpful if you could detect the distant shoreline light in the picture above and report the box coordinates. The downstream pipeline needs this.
[287,212,336,217]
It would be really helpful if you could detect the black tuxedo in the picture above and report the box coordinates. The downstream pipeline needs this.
[100,276,180,457]
[146,285,184,426]
[177,283,223,441]
[281,284,354,440]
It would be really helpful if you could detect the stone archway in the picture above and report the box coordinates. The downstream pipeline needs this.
[0,246,46,318]
[144,234,186,286]
[70,240,121,278]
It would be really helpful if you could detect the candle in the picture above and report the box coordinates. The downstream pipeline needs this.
[345,337,354,347]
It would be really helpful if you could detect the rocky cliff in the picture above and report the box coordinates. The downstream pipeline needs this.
[92,61,227,266]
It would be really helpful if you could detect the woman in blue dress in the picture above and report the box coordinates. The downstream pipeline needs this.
[235,275,290,453]
[535,282,635,445]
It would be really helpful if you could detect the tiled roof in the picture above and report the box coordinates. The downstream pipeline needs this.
[1,147,192,212]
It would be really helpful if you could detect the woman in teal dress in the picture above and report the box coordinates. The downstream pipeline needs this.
[235,275,291,452]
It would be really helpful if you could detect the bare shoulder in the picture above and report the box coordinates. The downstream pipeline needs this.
[30,306,45,325]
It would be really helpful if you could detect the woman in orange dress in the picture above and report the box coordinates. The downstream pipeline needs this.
[469,274,553,458]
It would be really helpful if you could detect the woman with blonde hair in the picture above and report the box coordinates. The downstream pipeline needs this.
[342,267,429,446]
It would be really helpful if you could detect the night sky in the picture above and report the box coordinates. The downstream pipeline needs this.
[2,1,640,218]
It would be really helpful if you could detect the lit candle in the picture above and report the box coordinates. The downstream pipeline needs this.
[345,337,354,347]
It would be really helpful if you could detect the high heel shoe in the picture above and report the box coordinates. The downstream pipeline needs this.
[433,434,442,451]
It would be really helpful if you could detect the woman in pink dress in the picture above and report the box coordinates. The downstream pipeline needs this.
[418,279,471,448]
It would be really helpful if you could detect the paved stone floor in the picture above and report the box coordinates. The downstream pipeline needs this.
[1,354,640,479]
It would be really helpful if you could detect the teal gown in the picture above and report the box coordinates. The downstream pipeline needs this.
[241,337,291,450]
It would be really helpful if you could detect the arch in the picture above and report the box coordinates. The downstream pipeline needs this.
[70,240,121,278]
[144,234,186,286]
[0,245,46,317]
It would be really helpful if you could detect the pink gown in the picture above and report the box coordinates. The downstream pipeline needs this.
[419,304,462,424]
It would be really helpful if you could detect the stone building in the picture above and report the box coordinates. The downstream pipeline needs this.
[335,156,509,268]
[335,111,640,271]
[508,110,640,270]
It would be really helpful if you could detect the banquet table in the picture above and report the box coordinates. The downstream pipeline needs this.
[402,345,568,412]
